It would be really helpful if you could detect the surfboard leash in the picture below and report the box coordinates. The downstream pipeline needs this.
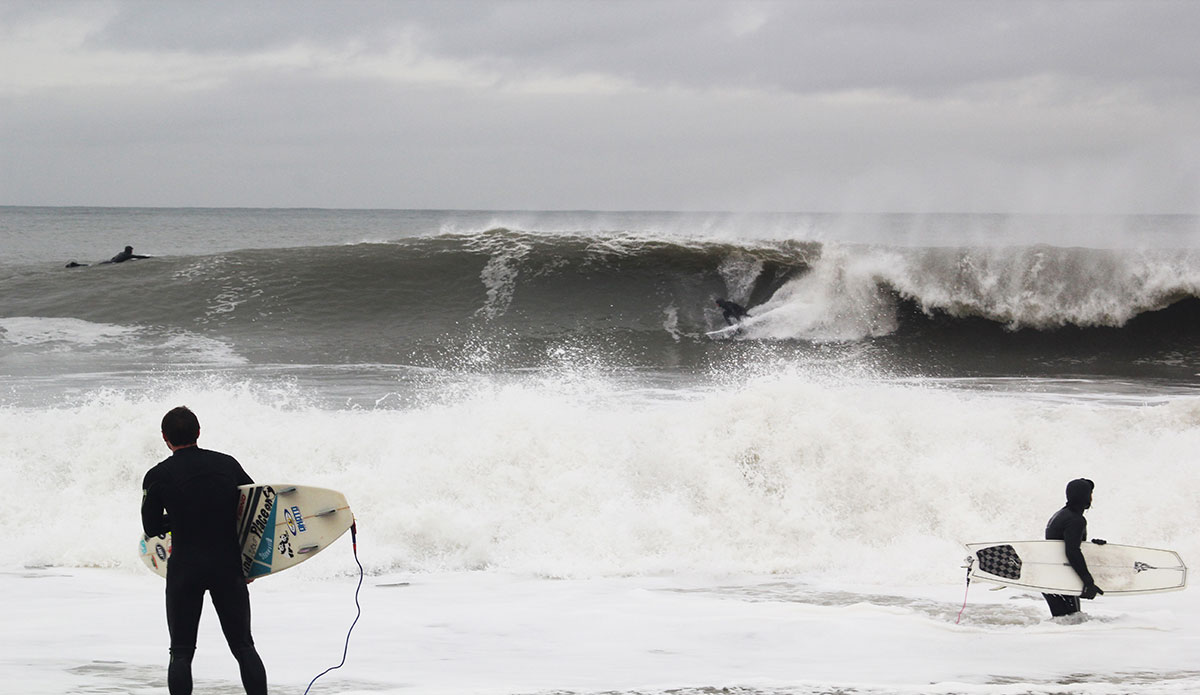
[955,556,974,624]
[303,520,363,694]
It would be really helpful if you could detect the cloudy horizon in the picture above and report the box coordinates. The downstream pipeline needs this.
[2,0,1198,213]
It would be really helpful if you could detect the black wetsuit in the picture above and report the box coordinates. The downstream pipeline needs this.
[1042,479,1096,617]
[716,299,749,326]
[106,249,149,263]
[141,446,267,695]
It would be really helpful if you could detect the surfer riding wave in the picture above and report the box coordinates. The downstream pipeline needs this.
[715,298,750,326]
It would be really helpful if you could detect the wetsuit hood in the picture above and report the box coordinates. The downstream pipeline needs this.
[1065,478,1094,512]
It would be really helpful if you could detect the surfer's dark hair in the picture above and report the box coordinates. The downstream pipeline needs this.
[161,406,200,446]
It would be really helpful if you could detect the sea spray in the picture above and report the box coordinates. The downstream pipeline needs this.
[5,369,1198,584]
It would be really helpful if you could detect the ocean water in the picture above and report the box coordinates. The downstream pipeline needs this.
[3,206,1200,694]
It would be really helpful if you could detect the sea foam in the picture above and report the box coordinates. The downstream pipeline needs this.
[3,368,1197,583]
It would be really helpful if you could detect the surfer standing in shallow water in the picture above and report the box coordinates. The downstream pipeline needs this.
[141,406,268,695]
[1042,478,1105,617]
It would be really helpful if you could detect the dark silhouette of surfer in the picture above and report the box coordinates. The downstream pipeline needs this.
[715,298,750,326]
[65,245,151,268]
[105,245,150,263]
[142,406,268,695]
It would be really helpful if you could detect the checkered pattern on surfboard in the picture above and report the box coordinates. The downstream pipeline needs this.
[976,544,1023,580]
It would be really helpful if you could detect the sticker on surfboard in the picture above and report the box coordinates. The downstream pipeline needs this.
[139,484,353,580]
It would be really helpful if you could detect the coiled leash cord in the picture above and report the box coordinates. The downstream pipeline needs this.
[304,521,363,694]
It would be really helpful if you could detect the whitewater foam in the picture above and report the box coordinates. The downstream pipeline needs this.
[0,317,245,374]
[732,243,1200,342]
[4,368,1197,584]
[0,316,140,348]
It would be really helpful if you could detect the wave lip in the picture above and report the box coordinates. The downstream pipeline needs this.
[738,243,1200,343]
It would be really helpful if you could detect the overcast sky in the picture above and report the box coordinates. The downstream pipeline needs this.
[2,0,1198,212]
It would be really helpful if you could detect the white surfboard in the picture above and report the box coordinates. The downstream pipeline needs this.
[965,540,1187,595]
[705,323,743,339]
[140,484,353,580]
[705,307,777,339]
[706,313,761,339]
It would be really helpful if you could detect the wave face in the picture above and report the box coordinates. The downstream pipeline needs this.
[5,224,1200,381]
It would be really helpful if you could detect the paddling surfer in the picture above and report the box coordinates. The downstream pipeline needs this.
[66,245,150,267]
[1042,478,1105,617]
[141,406,268,695]
[104,245,150,263]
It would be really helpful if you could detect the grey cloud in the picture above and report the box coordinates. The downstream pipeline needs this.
[48,0,1200,98]
[3,0,1198,211]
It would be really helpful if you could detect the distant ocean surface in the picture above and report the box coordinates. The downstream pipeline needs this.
[6,207,1200,694]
